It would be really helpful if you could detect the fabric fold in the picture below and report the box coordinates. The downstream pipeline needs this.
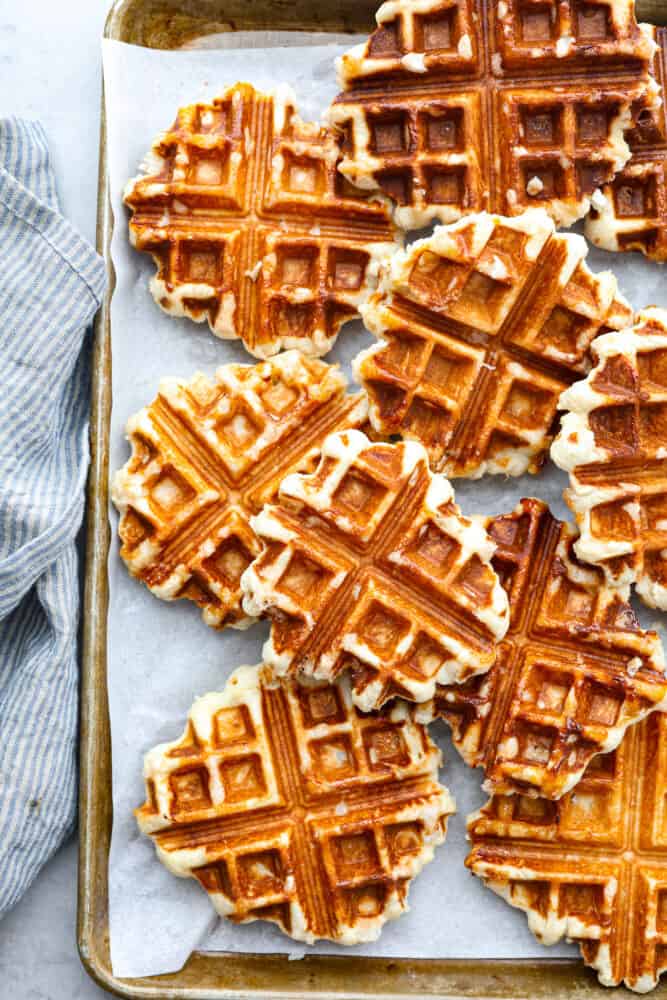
[0,117,105,918]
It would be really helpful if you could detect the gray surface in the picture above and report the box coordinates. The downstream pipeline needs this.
[0,840,108,999]
[1,2,109,997]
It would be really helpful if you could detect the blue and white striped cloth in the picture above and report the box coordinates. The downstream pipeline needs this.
[0,118,105,918]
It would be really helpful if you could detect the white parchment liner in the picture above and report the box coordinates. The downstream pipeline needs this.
[102,36,667,978]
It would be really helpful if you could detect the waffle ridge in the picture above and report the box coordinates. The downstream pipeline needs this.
[240,429,509,712]
[586,26,667,261]
[355,209,633,478]
[136,664,455,945]
[124,82,398,358]
[468,712,667,992]
[328,0,655,229]
[418,497,667,798]
[551,307,667,611]
[112,352,368,629]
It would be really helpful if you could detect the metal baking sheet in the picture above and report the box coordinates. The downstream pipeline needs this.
[79,0,667,996]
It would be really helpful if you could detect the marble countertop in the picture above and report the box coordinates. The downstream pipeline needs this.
[2,2,110,997]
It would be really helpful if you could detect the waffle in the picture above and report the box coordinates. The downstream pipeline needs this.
[124,82,398,359]
[136,663,455,945]
[354,209,633,478]
[240,429,510,712]
[552,308,667,611]
[586,27,667,261]
[327,0,655,230]
[467,712,667,992]
[111,352,368,629]
[418,498,667,798]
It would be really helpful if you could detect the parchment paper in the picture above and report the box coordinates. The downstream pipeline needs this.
[102,36,667,979]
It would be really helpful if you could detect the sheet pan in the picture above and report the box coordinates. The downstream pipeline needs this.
[79,0,667,995]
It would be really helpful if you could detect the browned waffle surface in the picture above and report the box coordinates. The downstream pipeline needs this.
[468,712,667,992]
[135,664,455,944]
[586,26,667,261]
[111,352,368,629]
[240,429,510,711]
[328,0,655,229]
[124,82,398,358]
[354,210,633,478]
[552,308,667,611]
[418,498,667,798]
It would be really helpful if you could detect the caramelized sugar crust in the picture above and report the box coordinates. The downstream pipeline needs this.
[468,712,667,992]
[420,497,667,799]
[124,83,398,357]
[329,0,655,229]
[112,353,368,629]
[587,27,667,262]
[241,430,509,711]
[355,210,632,478]
[136,664,455,944]
[552,307,667,610]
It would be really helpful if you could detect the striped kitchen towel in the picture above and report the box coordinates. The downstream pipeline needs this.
[0,118,105,917]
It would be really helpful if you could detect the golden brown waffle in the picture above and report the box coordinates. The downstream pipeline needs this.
[136,663,455,945]
[111,352,368,629]
[586,26,667,261]
[240,429,510,711]
[124,82,398,358]
[552,308,667,611]
[354,210,633,478]
[328,0,655,230]
[418,498,667,798]
[467,712,667,993]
